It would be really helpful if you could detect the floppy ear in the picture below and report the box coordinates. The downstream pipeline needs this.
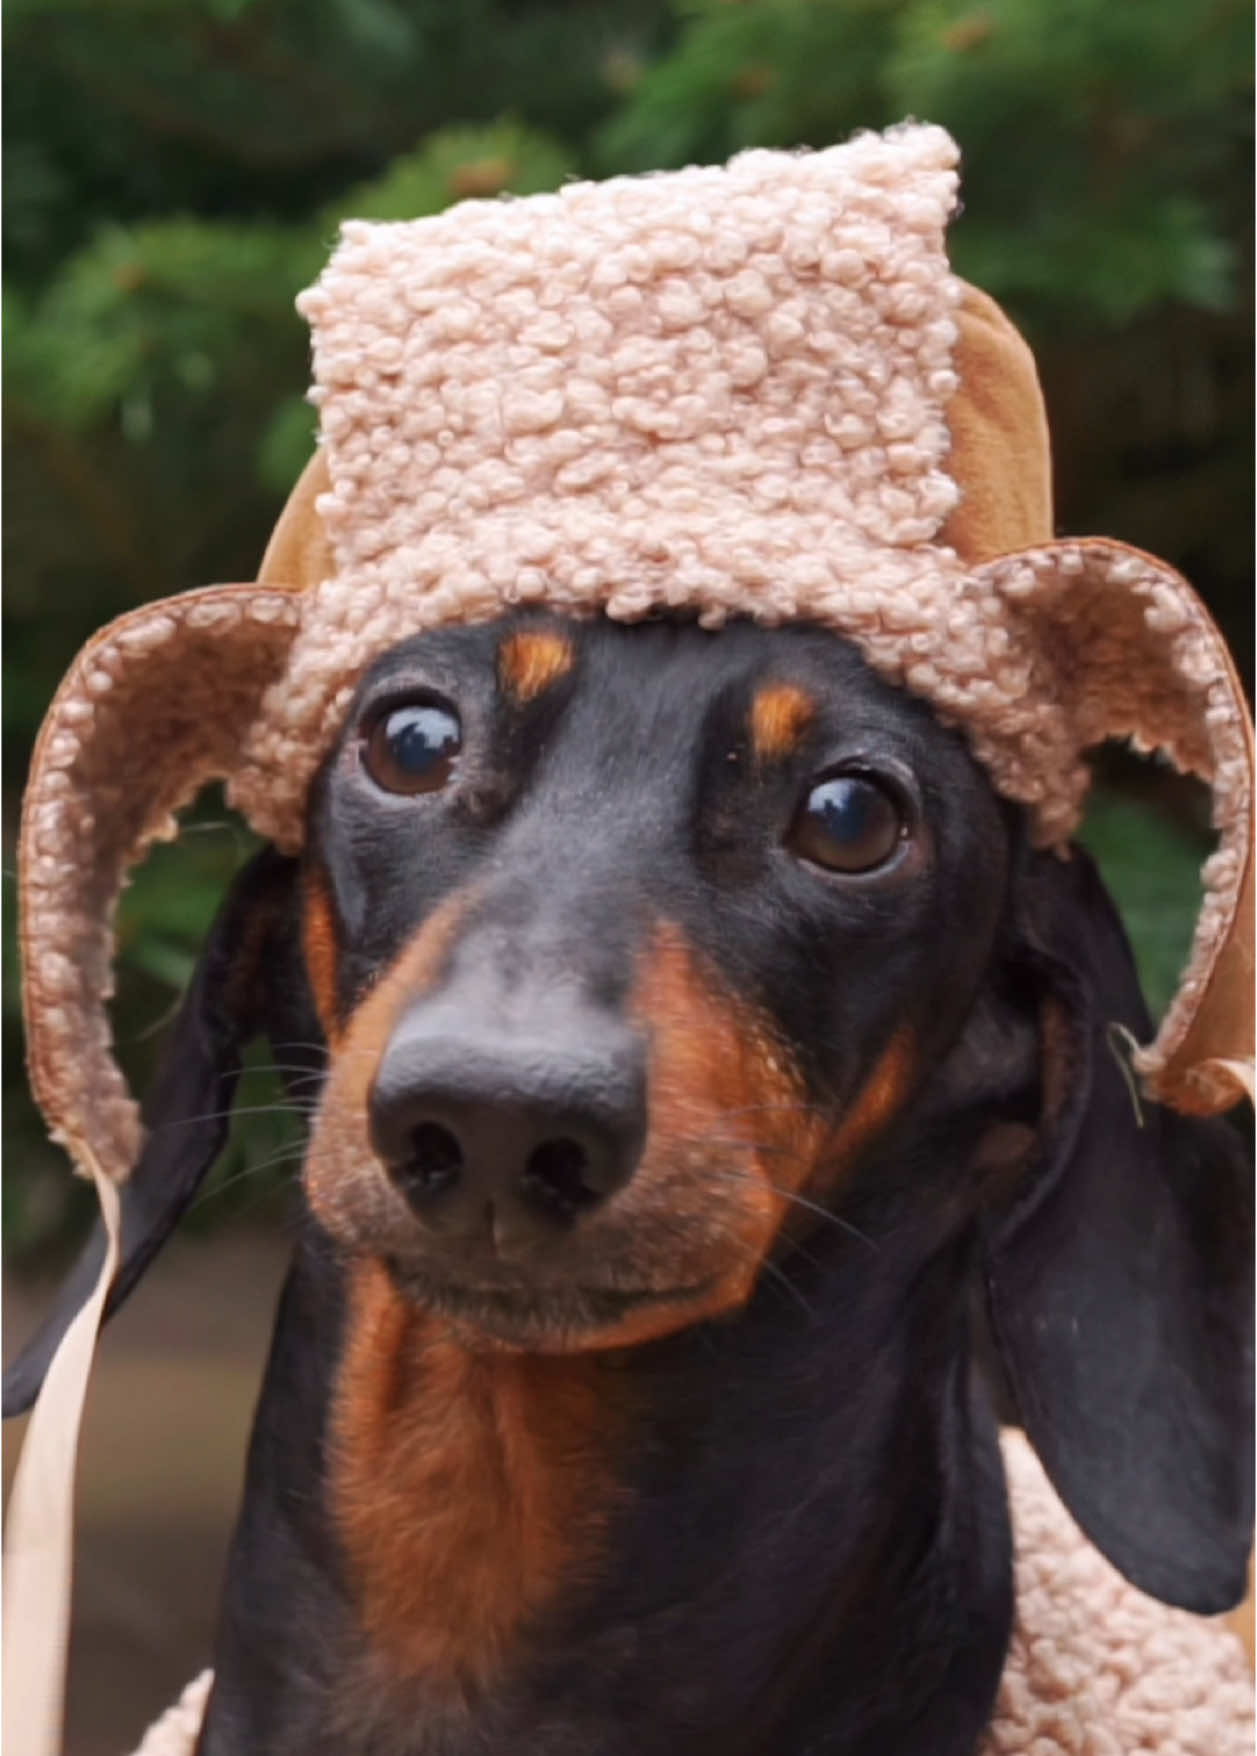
[982,843,1253,1613]
[3,846,315,1419]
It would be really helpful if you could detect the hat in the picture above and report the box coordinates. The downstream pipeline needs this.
[20,123,1254,1192]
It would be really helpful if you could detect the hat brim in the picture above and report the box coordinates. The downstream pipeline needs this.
[20,585,302,1180]
[967,535,1253,1115]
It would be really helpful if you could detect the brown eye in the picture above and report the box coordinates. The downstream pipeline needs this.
[363,702,461,795]
[788,772,905,873]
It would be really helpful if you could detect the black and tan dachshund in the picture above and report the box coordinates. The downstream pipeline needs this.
[7,614,1253,1755]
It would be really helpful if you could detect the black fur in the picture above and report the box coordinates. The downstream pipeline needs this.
[8,614,1252,1755]
[984,848,1254,1610]
[3,846,304,1419]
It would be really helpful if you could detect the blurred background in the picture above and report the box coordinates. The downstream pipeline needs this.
[3,1,1252,1748]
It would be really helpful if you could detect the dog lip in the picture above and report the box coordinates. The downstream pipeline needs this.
[384,1259,717,1326]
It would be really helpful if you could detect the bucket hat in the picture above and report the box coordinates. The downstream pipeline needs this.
[20,122,1253,1210]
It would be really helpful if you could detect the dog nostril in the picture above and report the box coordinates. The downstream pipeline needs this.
[400,1120,464,1196]
[521,1136,601,1220]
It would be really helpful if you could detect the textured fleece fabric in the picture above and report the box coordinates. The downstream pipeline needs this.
[128,1433,1254,1756]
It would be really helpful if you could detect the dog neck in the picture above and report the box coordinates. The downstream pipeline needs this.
[205,1191,1011,1756]
[330,1259,631,1692]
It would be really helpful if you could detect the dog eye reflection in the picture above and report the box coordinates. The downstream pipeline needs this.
[787,772,905,873]
[362,700,462,795]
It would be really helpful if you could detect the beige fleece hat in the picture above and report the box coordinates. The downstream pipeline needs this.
[20,123,1254,1190]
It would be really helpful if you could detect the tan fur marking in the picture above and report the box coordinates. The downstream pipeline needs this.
[822,1029,915,1174]
[332,1262,623,1690]
[302,867,342,1043]
[749,683,815,763]
[324,890,470,1100]
[321,919,919,1687]
[303,890,474,1247]
[618,929,916,1340]
[497,630,573,705]
[608,923,824,1341]
[323,885,626,1688]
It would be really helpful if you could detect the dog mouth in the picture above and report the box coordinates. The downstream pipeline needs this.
[385,1258,717,1346]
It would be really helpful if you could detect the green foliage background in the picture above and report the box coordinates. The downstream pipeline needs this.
[5,0,1252,1261]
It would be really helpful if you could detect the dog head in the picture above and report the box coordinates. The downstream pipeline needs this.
[298,612,1008,1350]
[9,610,1251,1620]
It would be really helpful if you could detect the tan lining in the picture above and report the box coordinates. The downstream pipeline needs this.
[942,285,1054,565]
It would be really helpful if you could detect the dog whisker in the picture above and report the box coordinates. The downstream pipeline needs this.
[753,1253,819,1320]
[187,1146,310,1217]
[759,1179,876,1252]
[122,995,187,1044]
[148,1101,316,1133]
[710,1101,833,1122]
[235,1066,329,1082]
[695,1157,878,1252]
[190,1155,304,1207]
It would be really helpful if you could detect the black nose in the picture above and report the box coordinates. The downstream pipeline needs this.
[369,1011,646,1249]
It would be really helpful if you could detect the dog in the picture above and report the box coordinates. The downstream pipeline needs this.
[6,610,1253,1756]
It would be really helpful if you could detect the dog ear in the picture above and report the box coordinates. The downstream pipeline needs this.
[981,841,1253,1613]
[3,846,316,1419]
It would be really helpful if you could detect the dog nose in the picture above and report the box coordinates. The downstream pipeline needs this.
[369,1015,646,1246]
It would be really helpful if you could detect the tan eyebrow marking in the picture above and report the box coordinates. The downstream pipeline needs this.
[497,630,574,705]
[749,683,815,762]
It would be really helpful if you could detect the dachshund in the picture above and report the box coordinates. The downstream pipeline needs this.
[6,612,1253,1756]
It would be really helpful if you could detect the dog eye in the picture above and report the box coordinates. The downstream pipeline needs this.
[788,772,905,873]
[363,702,461,795]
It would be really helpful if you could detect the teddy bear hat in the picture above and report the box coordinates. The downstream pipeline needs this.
[20,123,1254,1191]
